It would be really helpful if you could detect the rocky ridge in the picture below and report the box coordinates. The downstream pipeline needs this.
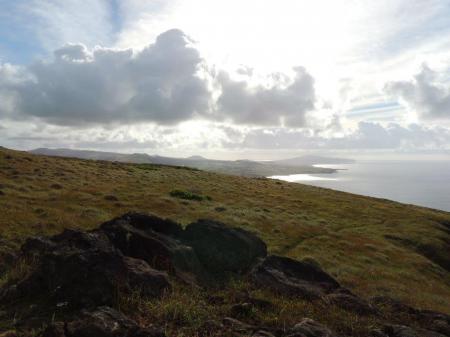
[0,212,449,337]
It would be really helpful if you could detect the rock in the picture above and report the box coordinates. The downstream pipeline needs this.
[206,295,226,305]
[288,318,337,337]
[222,317,255,332]
[21,236,56,257]
[100,212,267,284]
[370,329,388,337]
[100,213,209,284]
[41,323,65,337]
[327,292,376,315]
[41,306,166,337]
[182,219,267,277]
[101,212,184,238]
[382,324,448,337]
[0,238,17,276]
[230,303,253,318]
[122,256,171,298]
[252,331,276,337]
[198,320,224,336]
[11,229,170,308]
[417,310,450,336]
[382,325,419,337]
[104,195,118,201]
[371,297,450,334]
[370,296,417,314]
[244,297,274,310]
[250,255,340,300]
[0,331,18,337]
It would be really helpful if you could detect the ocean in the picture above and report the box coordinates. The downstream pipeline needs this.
[270,160,450,212]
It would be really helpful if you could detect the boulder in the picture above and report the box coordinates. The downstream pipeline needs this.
[100,213,209,285]
[250,255,340,300]
[41,306,165,337]
[287,318,337,337]
[100,213,267,284]
[182,219,267,277]
[8,229,170,308]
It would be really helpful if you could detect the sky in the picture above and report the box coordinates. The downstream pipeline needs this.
[0,0,450,160]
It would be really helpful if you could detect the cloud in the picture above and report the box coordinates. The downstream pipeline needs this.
[216,67,316,127]
[221,122,450,151]
[385,64,450,120]
[0,29,320,128]
[1,29,211,126]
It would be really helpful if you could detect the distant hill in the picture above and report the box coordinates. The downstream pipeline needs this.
[186,155,207,160]
[268,155,355,167]
[30,148,339,177]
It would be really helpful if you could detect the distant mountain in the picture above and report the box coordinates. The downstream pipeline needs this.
[186,155,207,160]
[30,148,337,177]
[268,155,355,167]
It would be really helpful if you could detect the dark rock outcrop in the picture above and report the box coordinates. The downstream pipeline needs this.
[2,212,450,337]
[250,255,340,300]
[4,229,170,308]
[41,306,165,337]
[100,213,208,285]
[100,213,267,285]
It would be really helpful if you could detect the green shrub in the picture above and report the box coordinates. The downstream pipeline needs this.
[169,190,211,201]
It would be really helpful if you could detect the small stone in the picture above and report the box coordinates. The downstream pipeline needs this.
[289,318,337,337]
[230,303,253,318]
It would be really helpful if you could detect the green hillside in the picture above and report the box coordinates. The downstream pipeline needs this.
[1,146,450,336]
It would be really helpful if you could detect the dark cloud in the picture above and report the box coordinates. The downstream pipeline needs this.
[4,29,211,126]
[385,64,450,120]
[216,66,316,127]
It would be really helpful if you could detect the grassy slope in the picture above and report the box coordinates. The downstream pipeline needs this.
[1,146,449,317]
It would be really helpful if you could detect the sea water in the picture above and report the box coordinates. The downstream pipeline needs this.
[270,160,450,212]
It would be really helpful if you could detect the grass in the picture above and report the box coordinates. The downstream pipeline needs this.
[0,146,449,329]
[118,279,427,337]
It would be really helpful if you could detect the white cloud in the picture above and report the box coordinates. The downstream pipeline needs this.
[0,30,320,128]
[1,30,211,126]
[216,67,316,127]
[385,64,450,120]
